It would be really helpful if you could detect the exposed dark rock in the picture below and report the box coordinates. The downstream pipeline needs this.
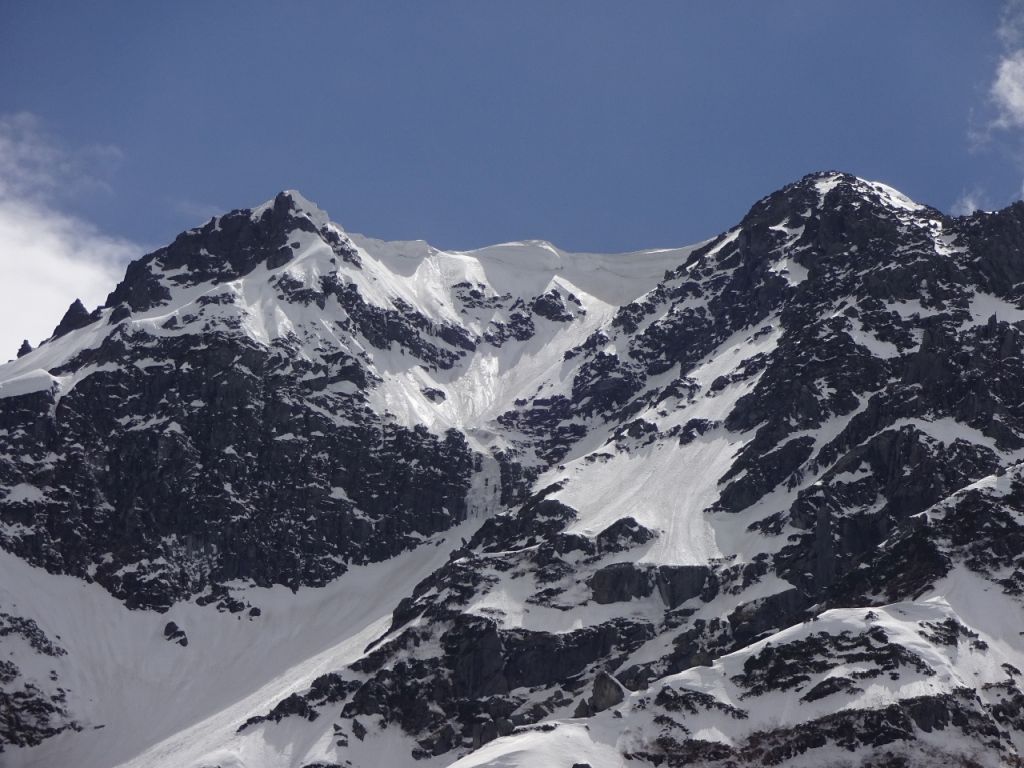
[590,563,655,604]
[588,671,625,713]
[595,517,656,553]
[162,621,187,647]
[444,616,509,698]
[655,565,711,609]
[0,614,66,657]
[51,299,93,339]
[421,386,446,403]
[530,289,579,322]
[0,334,479,609]
[800,675,864,703]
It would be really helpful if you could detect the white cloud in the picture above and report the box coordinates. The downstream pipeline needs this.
[992,50,1024,129]
[0,113,124,202]
[964,2,1024,212]
[999,0,1024,47]
[987,2,1024,131]
[172,198,223,226]
[0,112,141,360]
[951,188,987,216]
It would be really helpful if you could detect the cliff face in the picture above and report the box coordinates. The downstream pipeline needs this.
[3,174,1024,768]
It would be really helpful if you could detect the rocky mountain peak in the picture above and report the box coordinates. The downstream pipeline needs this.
[98,189,359,319]
[253,188,332,230]
[4,173,1024,768]
[50,297,94,339]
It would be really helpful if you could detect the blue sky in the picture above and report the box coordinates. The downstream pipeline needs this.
[0,1,1020,351]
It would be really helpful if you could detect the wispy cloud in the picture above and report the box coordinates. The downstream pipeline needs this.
[0,112,142,360]
[992,50,1024,130]
[983,1,1024,132]
[950,187,988,216]
[0,112,124,201]
[171,198,223,226]
[999,0,1024,48]
[991,2,1024,131]
[959,2,1024,213]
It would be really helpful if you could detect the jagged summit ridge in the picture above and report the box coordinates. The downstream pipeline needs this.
[30,171,931,353]
[3,172,1024,768]
[249,188,332,228]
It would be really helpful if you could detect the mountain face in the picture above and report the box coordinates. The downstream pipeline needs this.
[2,173,1024,768]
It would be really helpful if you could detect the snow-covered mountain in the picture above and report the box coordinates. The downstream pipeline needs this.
[3,172,1024,768]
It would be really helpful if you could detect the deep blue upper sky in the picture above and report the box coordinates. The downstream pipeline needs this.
[0,1,1013,253]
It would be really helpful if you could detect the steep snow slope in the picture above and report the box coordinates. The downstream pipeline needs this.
[553,320,786,567]
[1,521,475,768]
[345,233,693,433]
